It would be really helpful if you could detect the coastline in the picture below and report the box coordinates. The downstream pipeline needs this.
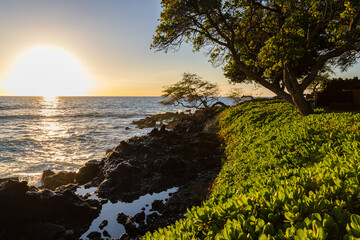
[0,96,196,183]
[0,107,224,240]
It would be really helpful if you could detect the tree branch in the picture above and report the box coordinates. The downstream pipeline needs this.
[300,11,360,91]
[252,1,281,13]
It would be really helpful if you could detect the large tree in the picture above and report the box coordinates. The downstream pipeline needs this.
[152,0,360,115]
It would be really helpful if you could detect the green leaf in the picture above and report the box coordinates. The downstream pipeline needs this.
[350,214,360,230]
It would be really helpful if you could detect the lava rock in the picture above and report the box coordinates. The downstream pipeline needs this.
[124,217,138,237]
[32,223,65,240]
[146,212,161,226]
[76,160,100,184]
[99,219,108,230]
[0,177,19,184]
[103,229,110,238]
[87,231,102,240]
[0,179,100,240]
[134,211,145,223]
[83,108,223,237]
[95,108,223,203]
[119,233,130,240]
[151,199,164,212]
[116,212,128,225]
[41,170,76,189]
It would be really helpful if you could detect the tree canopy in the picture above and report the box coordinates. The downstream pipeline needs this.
[159,72,221,109]
[152,0,360,115]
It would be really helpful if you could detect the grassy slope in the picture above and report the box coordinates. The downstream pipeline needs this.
[143,99,360,239]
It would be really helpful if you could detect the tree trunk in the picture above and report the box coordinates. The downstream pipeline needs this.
[290,90,314,116]
[283,66,314,116]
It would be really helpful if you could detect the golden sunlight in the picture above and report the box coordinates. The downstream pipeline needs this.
[3,46,93,96]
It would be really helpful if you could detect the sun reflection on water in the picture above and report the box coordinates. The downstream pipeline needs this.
[40,96,65,138]
[41,96,58,110]
[38,96,69,163]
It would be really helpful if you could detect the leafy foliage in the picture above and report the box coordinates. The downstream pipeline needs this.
[153,0,360,115]
[143,99,360,239]
[159,72,221,109]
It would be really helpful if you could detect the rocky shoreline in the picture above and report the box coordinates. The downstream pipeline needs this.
[0,108,224,240]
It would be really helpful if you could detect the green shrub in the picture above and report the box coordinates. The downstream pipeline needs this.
[143,99,360,239]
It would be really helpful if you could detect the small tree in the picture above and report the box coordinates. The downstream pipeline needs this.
[160,72,223,109]
[227,87,253,104]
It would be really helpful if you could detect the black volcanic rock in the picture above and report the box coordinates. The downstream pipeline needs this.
[134,211,145,224]
[0,179,100,240]
[87,231,102,240]
[116,212,128,225]
[93,109,223,203]
[99,219,108,229]
[151,199,164,212]
[41,169,76,189]
[77,108,225,238]
[124,216,138,236]
[76,160,101,184]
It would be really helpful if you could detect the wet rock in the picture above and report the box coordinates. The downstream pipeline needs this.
[124,217,138,237]
[41,169,55,181]
[76,160,100,184]
[64,229,74,235]
[95,109,222,203]
[56,183,78,193]
[87,231,102,240]
[146,212,161,226]
[115,141,133,155]
[151,199,164,212]
[41,170,76,189]
[0,177,19,184]
[125,127,130,130]
[116,212,128,225]
[132,112,191,129]
[0,179,100,240]
[33,223,65,240]
[103,229,110,238]
[134,211,145,223]
[0,179,28,198]
[119,233,130,240]
[88,108,223,237]
[99,219,108,230]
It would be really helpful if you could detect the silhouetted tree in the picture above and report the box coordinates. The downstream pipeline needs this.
[152,0,360,115]
[160,72,224,109]
[227,87,253,104]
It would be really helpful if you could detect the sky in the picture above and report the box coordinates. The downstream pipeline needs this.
[0,0,359,97]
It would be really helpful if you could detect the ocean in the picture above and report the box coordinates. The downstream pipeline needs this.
[0,96,192,184]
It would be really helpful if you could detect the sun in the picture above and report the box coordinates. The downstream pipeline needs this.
[3,45,93,97]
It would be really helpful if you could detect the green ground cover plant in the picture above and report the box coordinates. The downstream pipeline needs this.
[143,99,360,239]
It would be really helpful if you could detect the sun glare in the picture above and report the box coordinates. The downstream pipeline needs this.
[3,46,93,96]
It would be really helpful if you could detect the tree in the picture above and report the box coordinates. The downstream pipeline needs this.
[152,0,360,115]
[227,87,253,104]
[159,72,224,109]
